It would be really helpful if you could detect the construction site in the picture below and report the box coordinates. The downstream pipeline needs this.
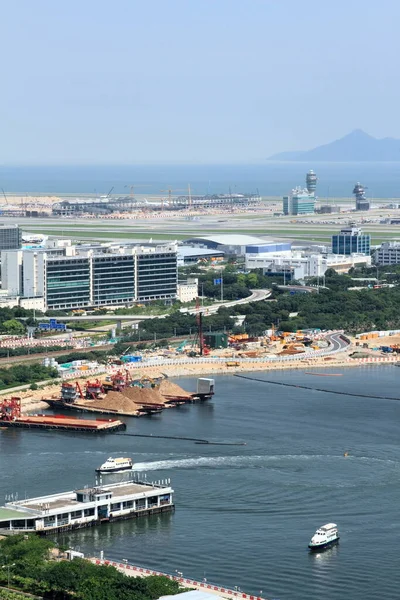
[42,371,212,418]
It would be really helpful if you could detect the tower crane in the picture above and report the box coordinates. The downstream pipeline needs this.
[160,187,187,210]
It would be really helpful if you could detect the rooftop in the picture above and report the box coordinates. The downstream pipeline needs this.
[9,482,163,513]
[183,234,272,246]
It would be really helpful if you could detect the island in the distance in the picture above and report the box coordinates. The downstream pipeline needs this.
[268,129,400,162]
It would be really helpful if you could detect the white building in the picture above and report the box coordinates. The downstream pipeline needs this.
[246,251,371,280]
[177,278,198,303]
[375,241,400,265]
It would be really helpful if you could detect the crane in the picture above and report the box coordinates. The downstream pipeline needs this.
[160,187,187,210]
[1,188,8,205]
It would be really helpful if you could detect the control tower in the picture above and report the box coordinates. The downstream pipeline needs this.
[353,182,370,211]
[306,170,317,195]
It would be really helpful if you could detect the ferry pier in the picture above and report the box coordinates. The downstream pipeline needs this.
[0,479,174,534]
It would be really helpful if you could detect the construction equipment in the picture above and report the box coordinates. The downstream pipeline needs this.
[160,187,187,209]
[102,370,129,392]
[1,188,8,205]
[61,382,78,404]
[0,397,21,420]
[85,379,104,399]
[176,340,188,353]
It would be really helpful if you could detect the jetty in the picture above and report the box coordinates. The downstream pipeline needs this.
[0,479,174,534]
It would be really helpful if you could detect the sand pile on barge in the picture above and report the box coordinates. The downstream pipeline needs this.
[159,379,192,401]
[80,391,142,414]
[122,386,165,406]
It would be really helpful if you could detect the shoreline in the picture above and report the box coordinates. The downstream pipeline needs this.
[16,354,398,413]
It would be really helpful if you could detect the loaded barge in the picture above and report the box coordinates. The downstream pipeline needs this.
[0,479,174,534]
[0,397,125,433]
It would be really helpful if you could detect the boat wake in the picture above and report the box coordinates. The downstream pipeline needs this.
[132,453,396,472]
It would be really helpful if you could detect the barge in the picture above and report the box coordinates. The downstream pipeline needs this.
[0,397,125,433]
[0,479,174,534]
[43,398,163,417]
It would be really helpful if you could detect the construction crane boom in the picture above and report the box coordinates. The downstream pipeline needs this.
[1,188,8,205]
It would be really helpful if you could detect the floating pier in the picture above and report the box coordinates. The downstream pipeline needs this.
[0,479,174,534]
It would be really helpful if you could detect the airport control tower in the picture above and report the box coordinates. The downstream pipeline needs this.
[306,170,317,195]
[353,182,370,211]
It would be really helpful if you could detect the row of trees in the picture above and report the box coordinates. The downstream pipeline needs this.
[111,270,400,343]
[0,535,181,600]
[0,364,58,390]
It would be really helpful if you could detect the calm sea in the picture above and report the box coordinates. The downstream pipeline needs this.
[1,163,400,198]
[2,366,400,600]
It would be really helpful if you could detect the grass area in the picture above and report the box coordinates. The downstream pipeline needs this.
[24,228,187,240]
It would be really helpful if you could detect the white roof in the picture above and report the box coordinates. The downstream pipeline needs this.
[320,523,337,531]
[184,234,273,246]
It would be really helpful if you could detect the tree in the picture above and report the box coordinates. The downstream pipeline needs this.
[1,319,25,335]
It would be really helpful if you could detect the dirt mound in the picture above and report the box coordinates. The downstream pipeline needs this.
[159,380,192,401]
[81,391,141,414]
[122,386,166,406]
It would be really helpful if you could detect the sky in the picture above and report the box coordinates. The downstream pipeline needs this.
[1,0,400,164]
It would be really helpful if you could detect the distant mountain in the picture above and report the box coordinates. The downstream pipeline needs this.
[269,130,400,161]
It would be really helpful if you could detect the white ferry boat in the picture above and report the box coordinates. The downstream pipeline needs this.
[308,523,339,551]
[95,457,134,474]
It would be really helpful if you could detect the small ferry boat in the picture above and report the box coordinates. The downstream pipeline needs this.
[308,523,339,551]
[95,457,134,474]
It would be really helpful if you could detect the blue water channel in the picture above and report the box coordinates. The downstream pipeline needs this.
[2,366,400,600]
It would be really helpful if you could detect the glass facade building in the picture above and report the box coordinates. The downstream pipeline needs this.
[45,257,91,309]
[0,225,21,250]
[136,250,177,301]
[16,243,178,310]
[93,254,135,305]
[332,227,370,255]
[283,189,315,215]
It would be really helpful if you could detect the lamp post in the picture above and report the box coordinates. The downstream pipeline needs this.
[2,563,15,587]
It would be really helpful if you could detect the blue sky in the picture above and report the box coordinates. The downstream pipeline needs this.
[1,0,399,164]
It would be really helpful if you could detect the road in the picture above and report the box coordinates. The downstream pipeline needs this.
[37,290,271,322]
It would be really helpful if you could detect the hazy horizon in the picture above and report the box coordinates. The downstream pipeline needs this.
[2,0,399,165]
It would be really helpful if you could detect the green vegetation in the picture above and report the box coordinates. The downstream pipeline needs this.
[0,364,58,390]
[0,346,73,359]
[113,267,400,341]
[0,535,182,600]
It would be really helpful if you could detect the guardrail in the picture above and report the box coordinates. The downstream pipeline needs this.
[92,559,265,600]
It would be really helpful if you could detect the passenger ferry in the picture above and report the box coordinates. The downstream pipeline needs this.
[96,457,134,474]
[308,523,339,551]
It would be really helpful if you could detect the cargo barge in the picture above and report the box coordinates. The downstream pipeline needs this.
[0,478,174,534]
[43,398,162,417]
[0,397,125,433]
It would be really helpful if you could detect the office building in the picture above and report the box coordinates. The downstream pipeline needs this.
[283,171,317,216]
[1,243,178,311]
[375,242,400,265]
[332,227,370,255]
[0,224,21,250]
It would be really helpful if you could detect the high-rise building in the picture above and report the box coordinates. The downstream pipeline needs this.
[332,226,370,255]
[353,182,370,211]
[2,242,178,310]
[283,171,317,215]
[0,224,21,250]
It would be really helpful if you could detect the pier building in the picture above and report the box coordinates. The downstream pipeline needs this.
[0,479,174,534]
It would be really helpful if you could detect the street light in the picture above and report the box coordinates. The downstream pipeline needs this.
[2,563,15,587]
